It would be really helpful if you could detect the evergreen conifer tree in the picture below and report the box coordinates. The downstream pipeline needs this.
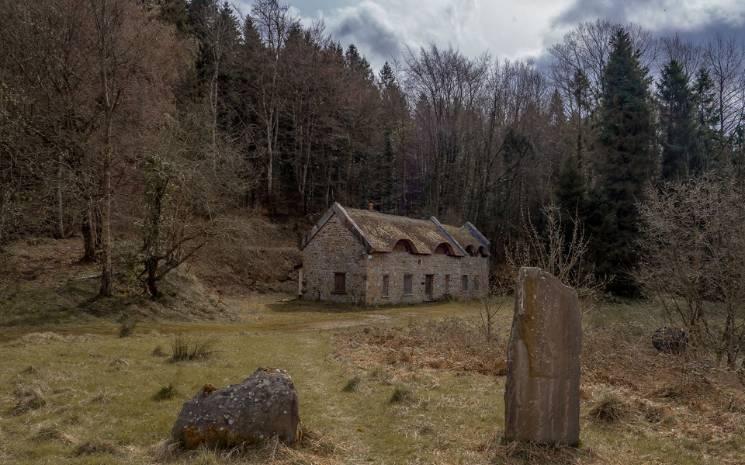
[592,28,653,296]
[657,59,697,179]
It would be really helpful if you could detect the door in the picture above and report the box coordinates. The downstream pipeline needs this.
[425,274,434,300]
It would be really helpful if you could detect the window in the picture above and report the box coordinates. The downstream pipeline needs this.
[333,272,346,294]
[474,275,480,291]
[403,274,413,295]
[445,274,450,293]
[462,275,469,291]
[382,274,390,297]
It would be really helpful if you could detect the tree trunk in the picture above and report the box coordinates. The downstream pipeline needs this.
[81,200,97,262]
[145,256,159,299]
[56,151,65,239]
[725,305,737,370]
[99,134,113,297]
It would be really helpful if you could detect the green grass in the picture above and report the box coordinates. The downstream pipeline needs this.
[0,298,741,464]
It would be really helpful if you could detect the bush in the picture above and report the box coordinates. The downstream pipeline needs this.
[169,335,215,362]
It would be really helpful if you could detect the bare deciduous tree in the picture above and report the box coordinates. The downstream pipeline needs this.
[639,175,745,368]
[506,203,602,306]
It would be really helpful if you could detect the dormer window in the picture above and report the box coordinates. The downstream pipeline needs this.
[434,243,454,255]
[393,239,415,253]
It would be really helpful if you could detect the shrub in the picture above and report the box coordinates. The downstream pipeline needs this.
[169,335,215,362]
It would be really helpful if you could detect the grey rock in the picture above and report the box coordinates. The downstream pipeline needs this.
[172,368,300,449]
[504,267,581,446]
[652,327,687,354]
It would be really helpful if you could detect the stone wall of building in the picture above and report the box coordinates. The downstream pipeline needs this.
[301,213,367,304]
[364,251,488,305]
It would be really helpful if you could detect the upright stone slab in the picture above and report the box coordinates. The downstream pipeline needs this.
[504,267,581,446]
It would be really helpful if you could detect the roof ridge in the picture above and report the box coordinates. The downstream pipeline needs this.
[430,216,467,256]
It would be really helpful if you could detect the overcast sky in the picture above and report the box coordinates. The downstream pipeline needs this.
[236,0,745,70]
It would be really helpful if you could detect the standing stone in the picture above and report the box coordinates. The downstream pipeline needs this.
[172,368,300,449]
[504,267,581,446]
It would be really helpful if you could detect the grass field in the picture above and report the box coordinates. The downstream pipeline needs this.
[1,295,744,465]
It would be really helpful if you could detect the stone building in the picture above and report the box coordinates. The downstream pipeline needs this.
[299,203,490,305]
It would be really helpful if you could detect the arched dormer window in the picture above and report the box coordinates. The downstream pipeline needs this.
[434,243,454,256]
[393,239,415,253]
[478,245,490,257]
[465,245,477,256]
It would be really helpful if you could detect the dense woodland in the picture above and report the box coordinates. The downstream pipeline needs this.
[2,1,745,364]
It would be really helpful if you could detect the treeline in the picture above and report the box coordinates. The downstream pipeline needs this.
[2,1,745,299]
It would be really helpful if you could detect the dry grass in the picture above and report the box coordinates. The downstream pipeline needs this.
[337,317,507,376]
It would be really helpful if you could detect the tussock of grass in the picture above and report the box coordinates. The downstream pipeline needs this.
[118,318,137,337]
[170,335,215,362]
[74,440,119,456]
[33,423,77,444]
[152,345,166,357]
[589,391,628,424]
[341,376,360,392]
[153,383,178,401]
[389,385,415,404]
[493,440,585,465]
[11,386,46,415]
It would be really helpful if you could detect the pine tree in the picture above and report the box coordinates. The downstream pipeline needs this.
[592,28,653,296]
[657,59,697,180]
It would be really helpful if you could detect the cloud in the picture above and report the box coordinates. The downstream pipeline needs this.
[326,2,402,61]
[236,0,745,73]
[553,0,745,36]
[299,0,567,70]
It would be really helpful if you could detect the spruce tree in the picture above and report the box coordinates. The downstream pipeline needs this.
[593,28,653,296]
[691,67,719,171]
[557,154,586,218]
[657,59,697,180]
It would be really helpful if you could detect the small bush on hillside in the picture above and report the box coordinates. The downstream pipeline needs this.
[152,384,178,401]
[169,335,215,362]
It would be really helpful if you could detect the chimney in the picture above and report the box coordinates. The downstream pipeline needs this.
[368,201,375,211]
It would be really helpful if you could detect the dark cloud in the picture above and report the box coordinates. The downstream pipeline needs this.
[330,5,402,64]
[553,0,651,27]
[552,0,745,49]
